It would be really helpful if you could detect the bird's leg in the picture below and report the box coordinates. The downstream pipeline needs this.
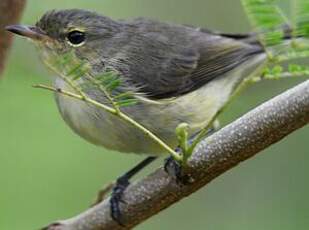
[110,156,157,225]
[164,153,191,185]
[164,120,220,184]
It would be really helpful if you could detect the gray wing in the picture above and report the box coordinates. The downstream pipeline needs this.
[110,21,264,99]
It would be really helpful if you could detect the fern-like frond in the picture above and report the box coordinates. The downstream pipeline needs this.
[50,51,138,110]
[93,71,138,108]
[241,0,287,46]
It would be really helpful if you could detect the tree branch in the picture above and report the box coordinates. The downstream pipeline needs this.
[43,79,309,230]
[0,0,26,76]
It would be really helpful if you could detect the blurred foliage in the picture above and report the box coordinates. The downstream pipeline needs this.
[242,0,309,82]
[0,0,309,230]
[241,0,287,45]
[295,0,309,37]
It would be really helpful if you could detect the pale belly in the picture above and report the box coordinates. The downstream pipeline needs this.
[54,54,266,155]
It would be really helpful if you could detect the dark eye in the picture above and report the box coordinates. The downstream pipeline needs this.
[67,30,86,46]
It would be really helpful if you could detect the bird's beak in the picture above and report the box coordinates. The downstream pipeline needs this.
[5,25,49,41]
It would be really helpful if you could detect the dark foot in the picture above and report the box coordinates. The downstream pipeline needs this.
[110,176,130,226]
[109,156,157,225]
[164,156,192,185]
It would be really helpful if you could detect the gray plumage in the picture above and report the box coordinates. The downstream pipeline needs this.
[21,9,268,154]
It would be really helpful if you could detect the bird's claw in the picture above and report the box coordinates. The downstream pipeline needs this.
[164,156,192,185]
[110,177,130,226]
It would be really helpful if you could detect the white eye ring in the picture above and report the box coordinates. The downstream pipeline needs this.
[66,30,86,47]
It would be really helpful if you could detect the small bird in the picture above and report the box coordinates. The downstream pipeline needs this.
[7,9,268,223]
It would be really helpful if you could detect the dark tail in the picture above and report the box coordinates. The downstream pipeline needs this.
[206,24,297,46]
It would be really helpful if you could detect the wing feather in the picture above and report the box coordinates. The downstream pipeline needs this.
[109,21,264,99]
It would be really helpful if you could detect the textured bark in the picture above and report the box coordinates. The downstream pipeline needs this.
[0,0,26,76]
[42,79,309,230]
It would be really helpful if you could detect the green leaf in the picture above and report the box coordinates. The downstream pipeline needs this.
[263,65,284,79]
[114,92,135,100]
[105,78,121,92]
[288,64,303,73]
[272,65,283,75]
[115,98,138,107]
[175,123,193,165]
[295,0,309,38]
[288,64,309,75]
[67,62,88,80]
[96,71,122,92]
[241,0,286,46]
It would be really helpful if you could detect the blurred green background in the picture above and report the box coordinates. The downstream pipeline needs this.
[1,0,308,229]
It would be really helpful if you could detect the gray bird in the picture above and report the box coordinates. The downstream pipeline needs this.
[6,9,268,223]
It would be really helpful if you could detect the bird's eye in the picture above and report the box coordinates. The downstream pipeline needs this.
[66,30,86,47]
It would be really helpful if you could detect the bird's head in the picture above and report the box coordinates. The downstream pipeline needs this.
[6,9,122,74]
